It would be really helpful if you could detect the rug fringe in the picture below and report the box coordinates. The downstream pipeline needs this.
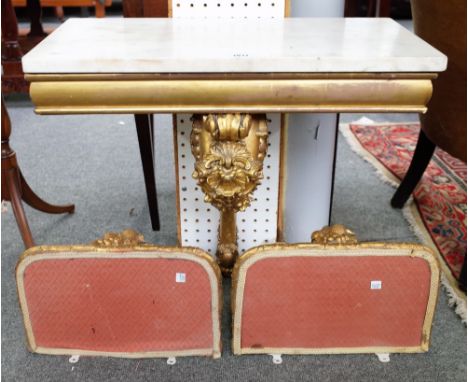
[441,275,467,324]
[340,122,467,323]
[401,205,467,324]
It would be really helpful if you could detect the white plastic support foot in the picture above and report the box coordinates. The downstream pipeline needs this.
[270,354,283,365]
[167,357,177,365]
[376,353,390,363]
[69,355,80,364]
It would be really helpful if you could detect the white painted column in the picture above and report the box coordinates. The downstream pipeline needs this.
[283,0,344,242]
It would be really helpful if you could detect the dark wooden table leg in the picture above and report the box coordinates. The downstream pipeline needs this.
[20,171,74,214]
[1,0,30,94]
[135,114,160,231]
[2,97,74,249]
[5,168,34,248]
[391,129,436,208]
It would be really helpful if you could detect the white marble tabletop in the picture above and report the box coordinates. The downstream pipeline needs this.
[22,18,447,74]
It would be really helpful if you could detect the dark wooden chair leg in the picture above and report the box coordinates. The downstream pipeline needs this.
[459,255,466,293]
[26,0,46,37]
[391,129,436,208]
[135,114,160,231]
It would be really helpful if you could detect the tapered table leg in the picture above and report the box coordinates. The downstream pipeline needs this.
[135,114,160,231]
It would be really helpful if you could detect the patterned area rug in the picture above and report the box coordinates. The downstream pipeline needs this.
[341,120,467,321]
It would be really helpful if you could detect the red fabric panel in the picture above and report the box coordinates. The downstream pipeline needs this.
[241,256,431,349]
[24,258,213,353]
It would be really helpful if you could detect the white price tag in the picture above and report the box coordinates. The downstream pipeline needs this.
[176,273,186,283]
[370,280,382,290]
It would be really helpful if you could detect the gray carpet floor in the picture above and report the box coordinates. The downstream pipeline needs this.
[2,97,466,381]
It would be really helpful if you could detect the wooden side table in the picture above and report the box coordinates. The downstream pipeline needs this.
[22,18,447,273]
[1,97,75,248]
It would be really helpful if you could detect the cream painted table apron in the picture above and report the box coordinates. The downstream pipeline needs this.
[23,18,447,275]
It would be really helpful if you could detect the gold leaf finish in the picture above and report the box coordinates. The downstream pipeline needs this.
[92,229,145,248]
[26,76,435,114]
[191,113,268,275]
[311,224,358,245]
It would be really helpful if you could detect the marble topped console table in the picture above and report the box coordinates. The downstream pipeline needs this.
[23,18,447,274]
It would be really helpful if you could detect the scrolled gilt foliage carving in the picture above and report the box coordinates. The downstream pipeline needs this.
[191,113,268,213]
[311,224,358,245]
[92,229,145,248]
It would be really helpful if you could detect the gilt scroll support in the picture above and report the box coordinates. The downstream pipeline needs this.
[191,113,268,276]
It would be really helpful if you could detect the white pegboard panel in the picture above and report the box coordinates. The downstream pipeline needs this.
[173,0,285,255]
[177,115,281,255]
[171,0,285,18]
